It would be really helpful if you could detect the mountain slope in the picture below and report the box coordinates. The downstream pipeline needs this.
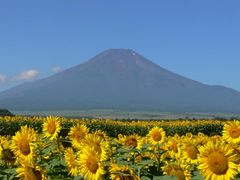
[1,49,240,113]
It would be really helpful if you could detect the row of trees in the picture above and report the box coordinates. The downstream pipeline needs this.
[0,109,13,116]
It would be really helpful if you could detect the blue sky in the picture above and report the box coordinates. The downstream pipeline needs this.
[0,1,240,91]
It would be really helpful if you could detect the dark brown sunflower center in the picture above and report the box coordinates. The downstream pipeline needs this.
[47,123,56,134]
[125,137,138,147]
[229,127,240,139]
[26,167,42,180]
[152,132,162,142]
[121,170,135,180]
[86,156,99,173]
[171,143,178,153]
[74,131,86,142]
[19,138,31,155]
[2,149,15,163]
[207,152,228,175]
[186,145,198,160]
[173,169,186,180]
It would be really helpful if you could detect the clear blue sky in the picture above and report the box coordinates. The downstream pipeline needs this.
[0,1,240,91]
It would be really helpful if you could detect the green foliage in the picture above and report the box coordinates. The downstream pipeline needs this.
[0,117,227,179]
[0,119,224,137]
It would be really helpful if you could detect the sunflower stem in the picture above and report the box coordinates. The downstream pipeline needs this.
[137,166,141,178]
[157,144,161,173]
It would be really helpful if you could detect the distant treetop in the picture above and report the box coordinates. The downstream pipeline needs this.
[0,109,14,116]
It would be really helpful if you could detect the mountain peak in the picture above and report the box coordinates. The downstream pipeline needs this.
[88,48,150,67]
[82,49,141,75]
[96,48,138,59]
[105,48,136,53]
[1,49,240,113]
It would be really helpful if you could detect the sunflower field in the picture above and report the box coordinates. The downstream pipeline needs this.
[0,116,240,179]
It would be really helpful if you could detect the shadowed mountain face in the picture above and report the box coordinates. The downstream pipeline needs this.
[1,49,240,113]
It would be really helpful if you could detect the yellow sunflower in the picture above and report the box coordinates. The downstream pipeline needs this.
[181,141,199,165]
[185,133,193,140]
[94,130,109,142]
[0,136,15,165]
[81,133,110,161]
[222,121,240,144]
[64,147,79,176]
[162,161,191,180]
[11,126,37,165]
[118,134,142,149]
[198,141,238,180]
[42,116,61,140]
[195,133,208,146]
[16,164,46,180]
[118,134,123,140]
[164,135,181,160]
[147,127,166,145]
[227,143,240,172]
[69,124,89,149]
[78,147,105,180]
[210,135,222,144]
[110,163,140,180]
[135,153,150,164]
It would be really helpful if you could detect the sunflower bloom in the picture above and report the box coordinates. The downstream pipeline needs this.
[222,121,240,144]
[148,127,166,145]
[198,142,238,180]
[164,135,181,160]
[0,136,16,165]
[182,141,199,165]
[69,124,88,149]
[16,164,46,180]
[195,133,208,146]
[11,126,37,165]
[64,148,79,176]
[78,147,105,180]
[162,161,191,180]
[42,116,61,140]
[94,130,109,142]
[210,135,222,144]
[119,134,141,149]
[81,133,110,161]
[110,163,140,180]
